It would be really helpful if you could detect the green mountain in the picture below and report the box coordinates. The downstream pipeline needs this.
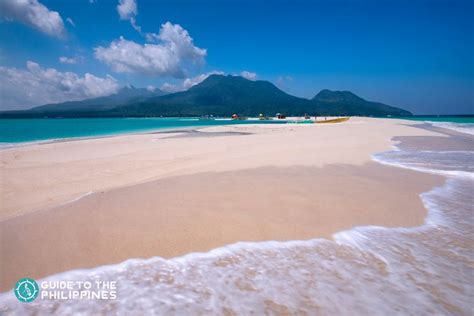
[311,89,412,116]
[29,85,165,113]
[0,75,411,117]
[113,75,312,116]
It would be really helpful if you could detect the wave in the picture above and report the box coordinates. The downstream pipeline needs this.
[428,121,474,136]
[1,139,472,314]
[372,150,474,179]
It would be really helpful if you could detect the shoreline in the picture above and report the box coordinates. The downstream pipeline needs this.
[0,162,444,293]
[0,117,449,292]
[0,117,440,220]
[0,116,427,151]
[0,125,208,151]
[0,118,437,222]
[0,116,325,150]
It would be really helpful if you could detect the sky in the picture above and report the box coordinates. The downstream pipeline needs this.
[0,0,472,114]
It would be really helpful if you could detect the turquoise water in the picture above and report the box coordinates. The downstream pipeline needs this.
[388,116,474,135]
[2,116,472,145]
[0,118,284,144]
[393,116,474,124]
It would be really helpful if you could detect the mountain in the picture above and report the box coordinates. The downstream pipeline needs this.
[311,89,412,116]
[113,76,411,116]
[0,76,412,117]
[29,86,166,113]
[112,75,312,116]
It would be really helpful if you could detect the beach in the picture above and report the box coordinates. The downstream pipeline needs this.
[0,117,443,220]
[0,117,447,292]
[1,0,471,312]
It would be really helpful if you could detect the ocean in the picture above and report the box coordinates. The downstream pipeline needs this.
[391,115,474,135]
[0,118,285,145]
[1,116,472,145]
[0,118,472,314]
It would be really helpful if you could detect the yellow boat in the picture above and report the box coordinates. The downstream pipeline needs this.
[316,117,350,124]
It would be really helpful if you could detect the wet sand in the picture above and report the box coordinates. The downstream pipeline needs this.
[393,124,474,151]
[0,163,443,292]
[0,117,445,291]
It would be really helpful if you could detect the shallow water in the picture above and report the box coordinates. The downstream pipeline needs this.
[0,125,473,315]
[0,118,285,144]
[428,122,474,136]
[391,116,474,136]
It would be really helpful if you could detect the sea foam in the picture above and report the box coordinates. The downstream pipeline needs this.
[1,134,473,315]
[428,121,474,136]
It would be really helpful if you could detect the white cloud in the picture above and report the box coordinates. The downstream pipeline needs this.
[0,61,119,110]
[183,71,224,89]
[66,17,75,27]
[115,0,172,42]
[161,71,223,93]
[94,22,206,78]
[145,32,160,42]
[0,0,66,38]
[130,19,141,33]
[240,71,257,81]
[116,0,141,32]
[117,0,137,20]
[59,56,82,64]
[146,85,156,92]
[159,82,180,93]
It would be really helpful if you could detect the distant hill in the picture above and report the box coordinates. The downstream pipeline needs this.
[113,75,312,117]
[0,75,411,117]
[29,86,165,113]
[311,89,412,116]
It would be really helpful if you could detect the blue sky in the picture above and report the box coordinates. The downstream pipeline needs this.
[0,0,472,114]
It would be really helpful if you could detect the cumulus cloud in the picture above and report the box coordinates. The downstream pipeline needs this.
[0,61,118,110]
[161,71,223,93]
[240,71,257,81]
[0,0,66,38]
[95,22,206,78]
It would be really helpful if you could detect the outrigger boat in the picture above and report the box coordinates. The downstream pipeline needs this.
[316,117,350,124]
[287,119,314,124]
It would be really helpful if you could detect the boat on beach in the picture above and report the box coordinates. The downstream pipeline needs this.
[316,117,350,124]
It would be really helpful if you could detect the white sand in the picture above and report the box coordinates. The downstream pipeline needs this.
[0,117,447,291]
[0,117,442,220]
